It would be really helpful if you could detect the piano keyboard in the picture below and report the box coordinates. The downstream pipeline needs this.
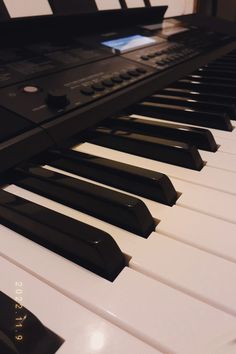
[1,47,236,353]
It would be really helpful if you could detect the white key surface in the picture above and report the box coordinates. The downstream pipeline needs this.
[125,0,145,7]
[1,223,236,353]
[201,150,236,173]
[0,256,159,354]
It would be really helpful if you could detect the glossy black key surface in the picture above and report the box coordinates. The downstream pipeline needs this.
[206,63,236,71]
[15,167,155,238]
[106,115,217,152]
[0,291,63,354]
[213,58,236,65]
[175,78,236,96]
[148,93,236,119]
[162,87,236,107]
[0,331,18,354]
[0,190,125,281]
[47,149,178,206]
[130,101,233,131]
[188,74,236,86]
[196,67,236,79]
[86,126,203,171]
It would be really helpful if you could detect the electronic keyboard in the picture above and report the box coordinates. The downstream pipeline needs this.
[1,4,236,354]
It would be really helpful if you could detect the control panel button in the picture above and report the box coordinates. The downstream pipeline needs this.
[156,61,166,66]
[102,79,115,87]
[80,87,95,96]
[111,75,123,83]
[23,85,40,94]
[140,55,149,61]
[136,67,147,74]
[127,69,140,77]
[46,89,69,109]
[120,73,132,80]
[147,53,156,58]
[92,83,105,91]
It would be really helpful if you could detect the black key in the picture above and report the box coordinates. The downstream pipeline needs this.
[188,74,236,86]
[173,78,236,96]
[162,87,236,107]
[14,167,155,238]
[0,291,63,354]
[106,115,217,152]
[0,332,18,354]
[86,126,204,171]
[206,63,236,71]
[214,58,236,65]
[0,190,125,281]
[148,93,236,119]
[129,101,233,131]
[196,67,236,79]
[174,79,236,96]
[47,149,178,206]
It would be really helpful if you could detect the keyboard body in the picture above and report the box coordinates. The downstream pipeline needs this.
[1,7,236,354]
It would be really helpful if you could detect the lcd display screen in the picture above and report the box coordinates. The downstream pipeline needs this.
[102,35,156,53]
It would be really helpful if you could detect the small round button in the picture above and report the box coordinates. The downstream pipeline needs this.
[136,67,147,74]
[140,55,149,61]
[80,87,95,96]
[147,53,156,58]
[156,61,165,66]
[23,85,39,94]
[46,89,69,108]
[111,75,123,84]
[92,83,105,91]
[127,69,140,77]
[102,79,115,88]
[120,73,131,80]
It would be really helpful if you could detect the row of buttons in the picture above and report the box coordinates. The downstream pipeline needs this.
[140,46,196,67]
[156,49,195,66]
[140,45,181,61]
[80,67,147,96]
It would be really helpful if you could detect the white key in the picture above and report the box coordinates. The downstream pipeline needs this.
[0,222,236,354]
[125,0,145,7]
[158,205,236,263]
[0,256,159,354]
[201,150,236,173]
[216,137,236,155]
[95,0,121,10]
[175,178,236,224]
[5,183,236,317]
[3,0,53,18]
[75,143,236,223]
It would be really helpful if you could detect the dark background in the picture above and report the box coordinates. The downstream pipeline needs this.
[197,0,236,21]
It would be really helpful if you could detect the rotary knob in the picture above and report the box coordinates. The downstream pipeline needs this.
[46,89,69,109]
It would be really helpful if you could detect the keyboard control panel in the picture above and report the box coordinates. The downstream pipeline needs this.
[0,56,153,124]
